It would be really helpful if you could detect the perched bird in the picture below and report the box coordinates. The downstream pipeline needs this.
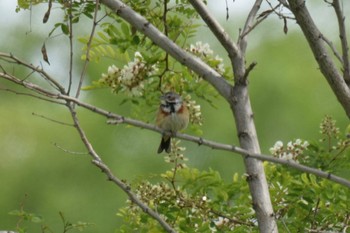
[156,92,189,153]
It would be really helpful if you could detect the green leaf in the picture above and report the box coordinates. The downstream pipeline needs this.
[61,24,69,35]
[8,209,22,216]
[121,22,130,36]
[132,35,140,45]
[300,173,309,185]
[31,216,43,223]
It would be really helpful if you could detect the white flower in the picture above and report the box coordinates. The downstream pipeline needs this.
[281,152,293,160]
[213,217,224,227]
[302,140,309,148]
[107,65,119,75]
[134,51,142,59]
[213,216,229,227]
[185,95,203,125]
[275,141,283,148]
[101,51,158,97]
[295,138,302,145]
[269,140,283,155]
[190,41,213,56]
[287,141,294,150]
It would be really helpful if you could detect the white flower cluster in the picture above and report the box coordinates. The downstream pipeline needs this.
[189,41,213,56]
[164,140,188,169]
[188,41,225,75]
[213,216,230,227]
[184,94,203,126]
[270,139,309,161]
[100,52,158,97]
[319,115,339,138]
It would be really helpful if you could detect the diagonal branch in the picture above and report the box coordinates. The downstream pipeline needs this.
[287,0,350,118]
[188,0,241,61]
[239,0,263,54]
[0,52,66,94]
[75,0,100,99]
[91,160,176,233]
[66,102,176,233]
[320,33,344,64]
[332,0,350,85]
[0,55,177,232]
[99,0,232,100]
[67,0,74,95]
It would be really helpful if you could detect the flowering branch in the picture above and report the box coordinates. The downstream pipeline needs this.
[99,0,232,100]
[188,0,240,61]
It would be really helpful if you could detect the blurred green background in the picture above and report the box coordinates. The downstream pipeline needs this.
[0,1,349,232]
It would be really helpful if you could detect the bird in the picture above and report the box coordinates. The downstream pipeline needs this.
[156,92,189,153]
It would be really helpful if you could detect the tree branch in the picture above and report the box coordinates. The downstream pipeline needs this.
[75,0,100,99]
[3,70,349,188]
[320,33,344,63]
[69,94,177,232]
[65,101,177,232]
[0,52,66,94]
[62,100,350,189]
[0,51,177,232]
[91,160,176,233]
[332,0,350,84]
[187,0,241,61]
[99,0,232,100]
[97,1,276,231]
[239,0,263,54]
[287,0,350,118]
[67,0,74,95]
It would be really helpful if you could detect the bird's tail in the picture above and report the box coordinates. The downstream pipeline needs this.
[157,137,171,153]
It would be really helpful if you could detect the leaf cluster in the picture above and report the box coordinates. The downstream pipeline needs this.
[79,0,229,126]
[16,0,97,35]
[116,117,350,232]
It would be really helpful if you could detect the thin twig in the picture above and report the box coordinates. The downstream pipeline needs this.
[239,0,263,53]
[32,112,74,126]
[311,197,321,230]
[0,87,64,105]
[52,142,88,155]
[0,72,60,99]
[67,0,74,95]
[0,52,66,93]
[332,0,350,84]
[75,0,100,99]
[92,160,177,233]
[320,33,344,64]
[188,0,240,60]
[66,103,102,162]
[243,61,257,81]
